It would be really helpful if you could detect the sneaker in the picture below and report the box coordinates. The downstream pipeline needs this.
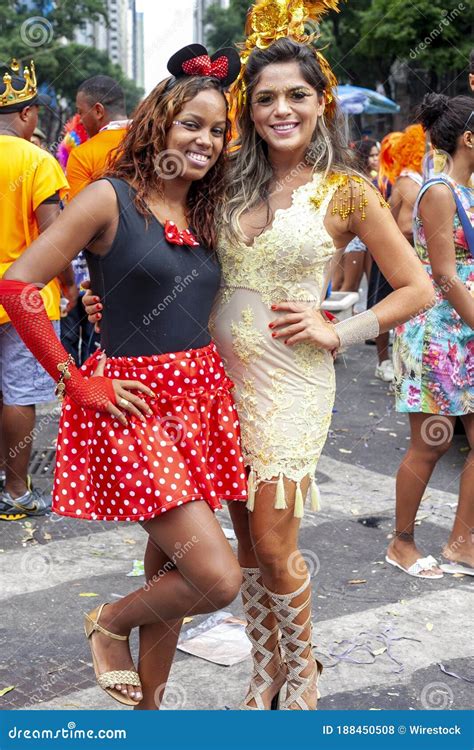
[375,359,395,382]
[0,487,51,517]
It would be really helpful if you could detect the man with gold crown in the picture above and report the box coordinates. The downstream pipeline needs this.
[0,58,74,519]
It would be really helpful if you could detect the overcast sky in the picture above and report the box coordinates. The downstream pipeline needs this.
[137,0,196,93]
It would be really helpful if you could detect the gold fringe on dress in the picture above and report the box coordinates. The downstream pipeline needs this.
[246,470,321,516]
[310,477,321,511]
[274,473,287,510]
[246,468,256,511]
[294,481,305,518]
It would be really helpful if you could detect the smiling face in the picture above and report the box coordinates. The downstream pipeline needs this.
[164,88,227,182]
[250,61,325,160]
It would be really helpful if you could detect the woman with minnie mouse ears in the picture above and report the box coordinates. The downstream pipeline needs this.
[0,44,245,708]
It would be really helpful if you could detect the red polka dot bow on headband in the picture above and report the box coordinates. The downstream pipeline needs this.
[182,54,228,81]
[167,44,241,89]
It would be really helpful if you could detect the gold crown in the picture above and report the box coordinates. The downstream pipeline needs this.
[0,59,38,109]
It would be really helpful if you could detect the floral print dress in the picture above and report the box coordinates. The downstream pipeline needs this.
[393,175,474,415]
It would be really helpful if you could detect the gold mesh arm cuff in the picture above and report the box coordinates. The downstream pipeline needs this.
[334,309,380,348]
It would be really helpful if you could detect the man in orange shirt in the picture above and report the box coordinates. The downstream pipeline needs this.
[0,59,76,518]
[61,76,129,364]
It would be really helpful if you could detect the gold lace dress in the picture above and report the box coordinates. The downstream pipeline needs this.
[210,173,343,516]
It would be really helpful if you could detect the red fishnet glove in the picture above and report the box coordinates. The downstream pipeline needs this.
[0,280,115,410]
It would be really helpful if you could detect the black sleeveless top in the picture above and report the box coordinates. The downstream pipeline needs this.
[85,178,221,357]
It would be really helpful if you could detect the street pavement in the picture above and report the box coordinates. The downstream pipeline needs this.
[0,342,472,711]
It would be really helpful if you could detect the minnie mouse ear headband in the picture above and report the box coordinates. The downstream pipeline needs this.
[167,44,241,89]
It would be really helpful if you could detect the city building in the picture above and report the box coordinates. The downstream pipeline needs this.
[193,0,229,45]
[75,0,144,83]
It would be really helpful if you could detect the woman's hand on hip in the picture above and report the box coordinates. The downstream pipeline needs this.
[91,355,155,426]
[82,279,102,332]
[269,302,340,351]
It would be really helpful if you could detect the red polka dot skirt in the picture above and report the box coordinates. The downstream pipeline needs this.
[52,343,247,521]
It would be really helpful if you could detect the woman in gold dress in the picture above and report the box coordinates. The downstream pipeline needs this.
[84,0,433,711]
[210,2,433,711]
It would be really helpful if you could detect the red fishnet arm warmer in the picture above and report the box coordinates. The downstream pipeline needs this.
[0,280,115,410]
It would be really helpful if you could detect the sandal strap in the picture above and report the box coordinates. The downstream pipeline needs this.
[85,604,128,641]
[266,576,320,710]
[97,670,141,689]
[240,567,283,710]
[408,555,438,576]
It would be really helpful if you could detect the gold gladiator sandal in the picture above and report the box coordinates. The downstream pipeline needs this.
[266,576,323,710]
[84,603,142,707]
[240,567,286,710]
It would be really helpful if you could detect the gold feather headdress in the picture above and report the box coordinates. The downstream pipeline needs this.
[231,0,343,119]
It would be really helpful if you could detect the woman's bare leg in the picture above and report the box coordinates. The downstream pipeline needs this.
[135,539,183,710]
[388,413,455,575]
[443,413,474,568]
[249,476,319,710]
[228,501,283,709]
[88,501,242,702]
[375,331,390,364]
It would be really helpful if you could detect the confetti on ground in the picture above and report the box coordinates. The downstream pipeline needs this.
[0,686,15,697]
[348,579,367,585]
[79,593,99,598]
[426,623,434,632]
[339,448,352,454]
[126,560,144,577]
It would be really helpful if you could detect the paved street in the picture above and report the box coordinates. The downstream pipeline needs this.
[1,342,472,711]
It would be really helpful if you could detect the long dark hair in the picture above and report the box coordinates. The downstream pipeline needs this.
[352,138,378,174]
[107,76,231,250]
[415,93,473,156]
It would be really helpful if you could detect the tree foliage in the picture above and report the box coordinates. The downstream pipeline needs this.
[358,0,473,83]
[205,0,249,51]
[203,0,472,89]
[0,0,143,133]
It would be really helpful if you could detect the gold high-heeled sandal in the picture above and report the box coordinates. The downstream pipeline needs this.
[84,603,142,707]
[266,576,323,710]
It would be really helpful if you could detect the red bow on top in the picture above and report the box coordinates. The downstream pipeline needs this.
[182,55,229,81]
[164,220,199,248]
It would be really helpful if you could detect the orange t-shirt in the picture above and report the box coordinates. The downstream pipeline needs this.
[66,128,126,199]
[0,136,69,325]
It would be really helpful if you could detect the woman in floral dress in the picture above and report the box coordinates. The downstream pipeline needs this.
[389,93,474,579]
